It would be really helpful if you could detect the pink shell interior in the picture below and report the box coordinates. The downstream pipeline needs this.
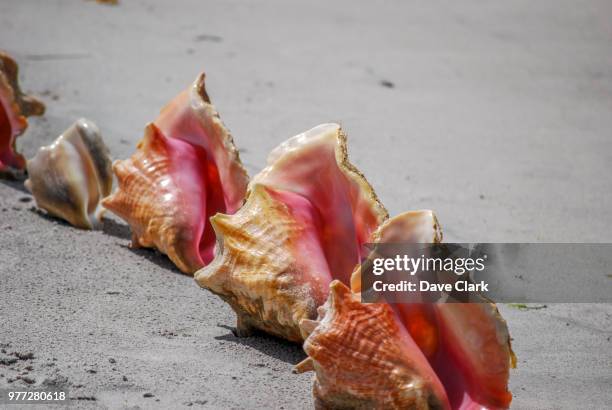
[149,74,247,268]
[0,80,27,172]
[155,85,246,213]
[254,123,387,286]
[154,81,247,266]
[150,124,228,265]
[377,215,513,409]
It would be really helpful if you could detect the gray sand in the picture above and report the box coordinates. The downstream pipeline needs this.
[1,1,611,409]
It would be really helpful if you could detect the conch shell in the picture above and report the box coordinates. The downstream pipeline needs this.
[299,280,449,409]
[297,211,516,410]
[0,51,45,177]
[102,73,249,274]
[195,123,388,342]
[25,119,112,229]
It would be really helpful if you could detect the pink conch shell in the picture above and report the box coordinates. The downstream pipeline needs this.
[298,211,516,410]
[0,51,45,177]
[25,119,112,229]
[195,124,388,341]
[102,73,249,274]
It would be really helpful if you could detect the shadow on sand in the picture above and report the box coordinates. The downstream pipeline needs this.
[102,217,184,274]
[101,217,132,241]
[214,325,306,365]
[0,178,30,195]
[27,207,74,227]
[122,244,184,275]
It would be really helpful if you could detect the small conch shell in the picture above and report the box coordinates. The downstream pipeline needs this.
[195,123,388,341]
[25,119,112,229]
[0,51,45,177]
[102,73,249,274]
[298,211,516,410]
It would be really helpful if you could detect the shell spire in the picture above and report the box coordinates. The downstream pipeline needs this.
[102,73,249,274]
[195,123,388,341]
[0,51,45,177]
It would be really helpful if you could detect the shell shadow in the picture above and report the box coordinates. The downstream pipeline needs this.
[103,217,185,275]
[123,245,184,275]
[0,178,30,194]
[28,207,74,227]
[214,326,306,365]
[27,208,123,234]
[101,217,132,241]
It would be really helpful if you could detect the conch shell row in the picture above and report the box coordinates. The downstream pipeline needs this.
[187,118,514,408]
[0,51,113,230]
[100,72,391,340]
[12,67,512,409]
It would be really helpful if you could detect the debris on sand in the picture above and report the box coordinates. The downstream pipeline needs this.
[17,375,35,384]
[508,303,547,311]
[13,351,34,360]
[0,355,18,365]
[71,396,97,401]
[93,0,118,5]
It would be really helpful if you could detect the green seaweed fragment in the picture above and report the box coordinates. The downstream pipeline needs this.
[508,303,547,311]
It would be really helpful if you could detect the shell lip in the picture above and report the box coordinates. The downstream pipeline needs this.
[251,123,388,222]
[262,123,340,166]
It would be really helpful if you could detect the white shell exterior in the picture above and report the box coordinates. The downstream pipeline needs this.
[25,118,112,229]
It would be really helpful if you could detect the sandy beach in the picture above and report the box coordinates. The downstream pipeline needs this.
[1,1,611,408]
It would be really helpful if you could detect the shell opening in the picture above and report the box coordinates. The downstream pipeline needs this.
[0,97,13,167]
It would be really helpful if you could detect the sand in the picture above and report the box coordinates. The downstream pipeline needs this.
[1,0,611,408]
